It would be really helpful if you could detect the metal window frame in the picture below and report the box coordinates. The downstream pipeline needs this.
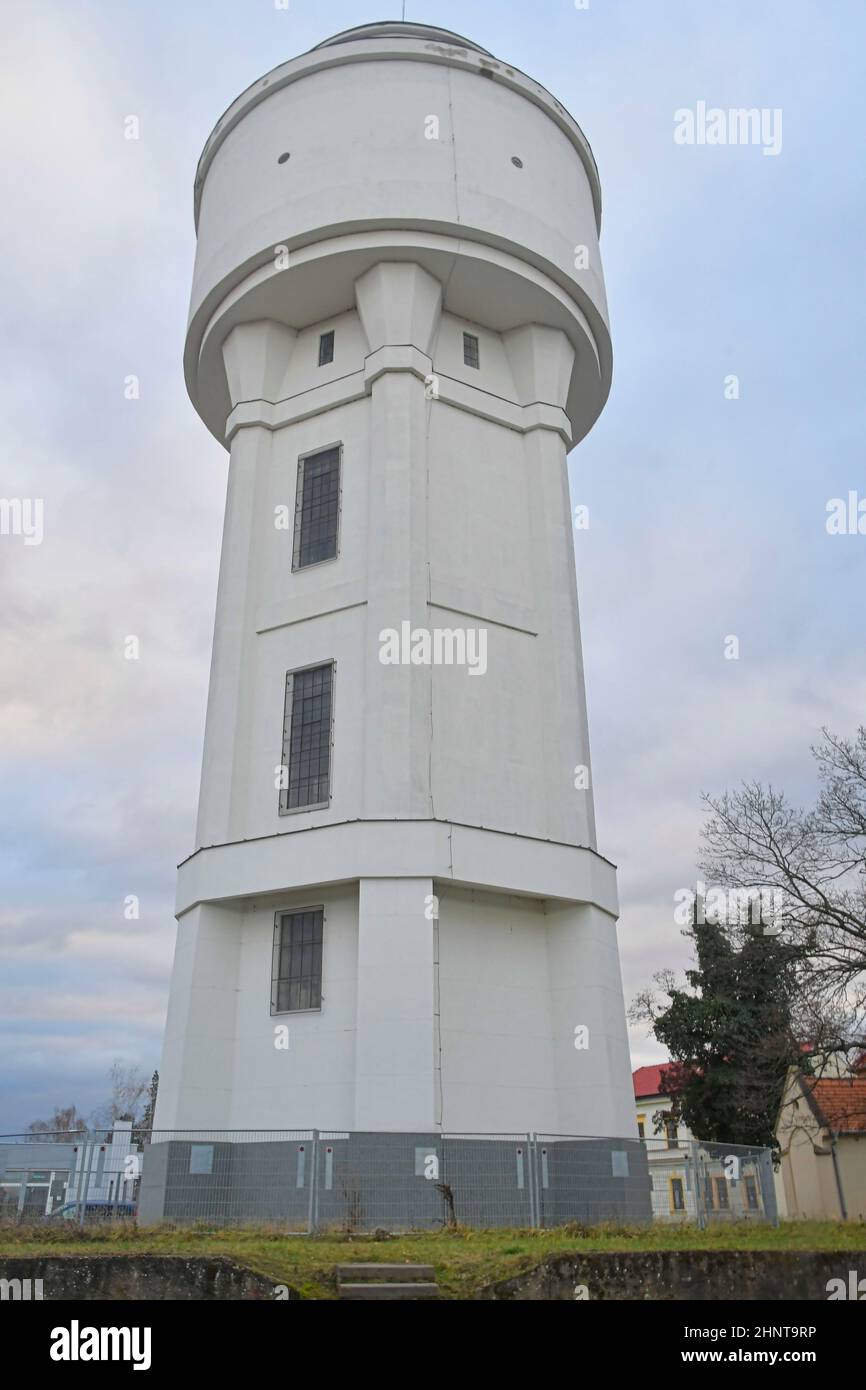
[270,903,326,1016]
[291,442,343,573]
[318,329,335,366]
[278,659,336,816]
[463,330,480,368]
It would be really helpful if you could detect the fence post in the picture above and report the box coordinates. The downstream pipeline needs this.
[76,1145,86,1227]
[691,1141,706,1230]
[307,1131,319,1234]
[760,1147,780,1228]
[527,1133,538,1229]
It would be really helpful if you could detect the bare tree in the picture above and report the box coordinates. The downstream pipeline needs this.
[27,1105,88,1138]
[89,1061,151,1132]
[698,726,866,1066]
[435,1181,458,1229]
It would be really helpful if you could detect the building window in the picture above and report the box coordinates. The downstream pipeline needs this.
[463,332,480,369]
[636,1114,646,1140]
[744,1175,760,1211]
[664,1116,679,1150]
[292,446,341,570]
[669,1176,685,1212]
[318,330,335,366]
[279,662,334,812]
[0,1172,24,1220]
[271,907,324,1013]
[712,1176,729,1210]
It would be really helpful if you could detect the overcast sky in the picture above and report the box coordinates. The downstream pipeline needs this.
[1,0,864,1131]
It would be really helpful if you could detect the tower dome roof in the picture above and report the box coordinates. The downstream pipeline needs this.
[311,22,494,58]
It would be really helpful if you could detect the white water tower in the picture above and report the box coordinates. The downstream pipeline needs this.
[156,22,634,1141]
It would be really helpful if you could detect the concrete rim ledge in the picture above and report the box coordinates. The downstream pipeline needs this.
[189,229,607,448]
[174,819,620,918]
[224,363,574,448]
[193,28,602,233]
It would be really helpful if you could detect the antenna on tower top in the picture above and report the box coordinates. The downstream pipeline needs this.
[402,1,407,19]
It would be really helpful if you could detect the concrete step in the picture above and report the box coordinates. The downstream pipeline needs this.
[338,1282,441,1301]
[336,1263,435,1284]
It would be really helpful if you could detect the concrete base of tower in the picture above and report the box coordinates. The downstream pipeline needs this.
[154,862,635,1139]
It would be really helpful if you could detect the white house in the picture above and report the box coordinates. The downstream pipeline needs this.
[634,1064,774,1222]
[633,1064,699,1219]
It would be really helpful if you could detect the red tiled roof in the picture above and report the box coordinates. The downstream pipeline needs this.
[802,1077,866,1133]
[633,1064,671,1100]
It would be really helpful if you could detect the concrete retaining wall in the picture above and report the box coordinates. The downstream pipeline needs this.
[477,1250,865,1300]
[0,1256,291,1301]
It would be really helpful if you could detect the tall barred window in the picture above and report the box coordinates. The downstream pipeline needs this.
[279,662,334,812]
[318,330,335,366]
[271,907,323,1013]
[292,446,341,570]
[463,331,480,368]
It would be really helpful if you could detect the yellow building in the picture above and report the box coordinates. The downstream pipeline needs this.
[776,1067,866,1220]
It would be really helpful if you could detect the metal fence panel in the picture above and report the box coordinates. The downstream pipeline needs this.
[139,1130,314,1229]
[441,1135,534,1229]
[535,1135,653,1227]
[0,1128,779,1230]
[314,1131,443,1232]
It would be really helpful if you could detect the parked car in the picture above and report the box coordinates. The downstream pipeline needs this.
[49,1200,136,1223]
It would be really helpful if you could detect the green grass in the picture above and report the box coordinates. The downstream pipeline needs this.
[2,1221,864,1299]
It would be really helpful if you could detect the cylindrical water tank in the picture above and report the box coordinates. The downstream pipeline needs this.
[186,22,611,447]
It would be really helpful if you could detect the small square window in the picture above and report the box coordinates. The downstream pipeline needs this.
[318,330,335,366]
[189,1144,214,1175]
[463,332,480,369]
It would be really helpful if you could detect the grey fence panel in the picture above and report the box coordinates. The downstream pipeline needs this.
[0,1128,777,1230]
[0,1128,140,1225]
[440,1135,535,1229]
[139,1131,314,1229]
[535,1136,653,1227]
[314,1132,444,1232]
[689,1140,778,1227]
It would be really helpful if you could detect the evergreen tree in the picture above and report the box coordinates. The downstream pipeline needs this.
[648,916,803,1148]
[140,1071,159,1135]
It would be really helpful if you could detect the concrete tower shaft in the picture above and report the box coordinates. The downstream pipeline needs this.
[158,24,633,1142]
